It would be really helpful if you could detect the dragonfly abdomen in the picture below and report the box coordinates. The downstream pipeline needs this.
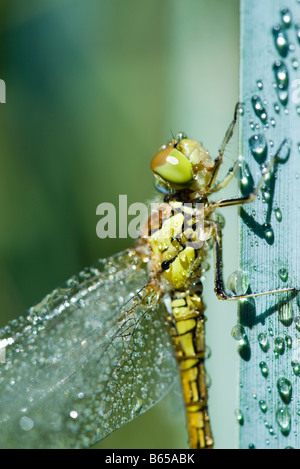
[145,199,213,448]
[169,290,213,450]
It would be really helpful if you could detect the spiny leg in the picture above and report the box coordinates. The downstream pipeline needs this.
[206,102,241,191]
[209,160,239,194]
[207,138,288,213]
[211,221,299,300]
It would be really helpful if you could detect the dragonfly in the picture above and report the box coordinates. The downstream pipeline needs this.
[0,104,298,449]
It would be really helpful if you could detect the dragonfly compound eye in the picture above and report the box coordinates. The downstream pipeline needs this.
[151,147,194,189]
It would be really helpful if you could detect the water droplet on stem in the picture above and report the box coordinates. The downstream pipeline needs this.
[227,271,249,296]
[276,406,291,436]
[277,377,292,404]
[249,134,267,163]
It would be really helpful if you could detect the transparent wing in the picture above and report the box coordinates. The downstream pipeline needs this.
[0,249,178,449]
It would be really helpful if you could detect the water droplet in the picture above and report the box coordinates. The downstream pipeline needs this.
[238,160,255,196]
[279,303,293,326]
[272,24,289,57]
[264,421,275,435]
[292,57,299,69]
[273,60,289,106]
[273,60,289,89]
[70,410,78,419]
[249,134,267,163]
[277,377,292,404]
[285,335,292,349]
[19,416,34,431]
[227,271,249,296]
[259,361,269,378]
[234,409,244,425]
[281,8,292,28]
[274,336,285,356]
[237,103,244,115]
[279,90,289,108]
[278,267,288,282]
[277,138,291,162]
[258,332,270,352]
[256,79,263,90]
[274,103,280,113]
[263,224,274,244]
[259,399,268,413]
[294,315,300,331]
[205,345,212,359]
[262,187,271,203]
[291,360,300,376]
[248,443,255,449]
[296,23,300,44]
[274,207,282,222]
[251,95,268,122]
[276,406,291,436]
[289,42,295,51]
[210,212,225,229]
[130,398,143,418]
[231,324,246,341]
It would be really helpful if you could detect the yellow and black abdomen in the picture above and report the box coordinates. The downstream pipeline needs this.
[147,201,213,449]
[169,290,213,449]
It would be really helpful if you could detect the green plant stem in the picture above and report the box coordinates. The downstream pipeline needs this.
[239,0,300,449]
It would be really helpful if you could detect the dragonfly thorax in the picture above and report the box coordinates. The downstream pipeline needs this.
[143,200,210,292]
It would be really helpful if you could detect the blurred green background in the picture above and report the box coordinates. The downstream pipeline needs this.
[0,0,240,449]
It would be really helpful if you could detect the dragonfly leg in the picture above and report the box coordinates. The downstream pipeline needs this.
[209,160,239,194]
[207,138,288,211]
[210,221,299,300]
[206,102,241,190]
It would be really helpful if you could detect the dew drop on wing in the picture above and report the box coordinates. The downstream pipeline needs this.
[0,249,178,448]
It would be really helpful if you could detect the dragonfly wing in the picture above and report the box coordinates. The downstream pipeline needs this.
[0,249,178,448]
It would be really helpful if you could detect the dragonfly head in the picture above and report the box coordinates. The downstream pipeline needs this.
[151,132,215,195]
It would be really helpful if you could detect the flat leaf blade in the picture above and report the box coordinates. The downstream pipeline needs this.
[239,0,300,449]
